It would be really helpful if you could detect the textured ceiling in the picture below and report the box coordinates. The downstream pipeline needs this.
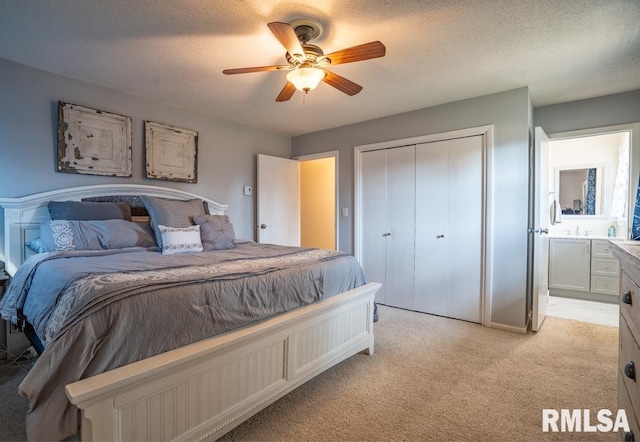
[1,0,639,136]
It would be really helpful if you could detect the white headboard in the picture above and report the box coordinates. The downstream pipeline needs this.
[0,184,228,276]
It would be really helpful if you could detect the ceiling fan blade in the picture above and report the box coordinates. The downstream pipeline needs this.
[322,70,363,96]
[223,65,290,75]
[324,41,386,65]
[276,82,297,102]
[268,22,306,60]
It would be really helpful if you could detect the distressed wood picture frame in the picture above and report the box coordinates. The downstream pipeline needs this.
[145,121,198,183]
[57,102,132,177]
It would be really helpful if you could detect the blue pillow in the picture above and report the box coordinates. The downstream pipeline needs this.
[39,219,155,251]
[25,238,47,253]
[48,201,132,221]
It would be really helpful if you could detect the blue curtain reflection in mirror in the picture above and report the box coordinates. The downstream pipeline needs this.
[585,168,596,215]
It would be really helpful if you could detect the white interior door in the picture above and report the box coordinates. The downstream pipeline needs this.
[532,127,550,331]
[257,154,300,246]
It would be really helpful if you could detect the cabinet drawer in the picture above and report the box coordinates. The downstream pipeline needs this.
[618,374,640,442]
[621,272,640,338]
[620,315,640,424]
[592,240,615,258]
[591,257,620,276]
[591,275,620,296]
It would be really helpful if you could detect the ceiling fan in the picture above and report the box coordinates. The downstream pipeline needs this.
[222,20,386,102]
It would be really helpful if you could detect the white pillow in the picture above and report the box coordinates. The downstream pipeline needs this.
[157,224,203,255]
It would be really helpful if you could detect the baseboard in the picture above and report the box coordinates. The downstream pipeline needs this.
[489,321,528,334]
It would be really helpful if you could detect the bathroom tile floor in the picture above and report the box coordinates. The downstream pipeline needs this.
[546,295,619,327]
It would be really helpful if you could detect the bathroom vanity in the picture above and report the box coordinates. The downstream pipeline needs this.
[548,237,620,303]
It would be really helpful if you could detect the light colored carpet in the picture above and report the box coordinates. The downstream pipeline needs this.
[0,362,30,442]
[222,306,618,441]
[0,305,619,441]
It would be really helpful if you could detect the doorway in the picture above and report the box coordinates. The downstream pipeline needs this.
[256,152,338,249]
[543,123,639,325]
[296,152,338,250]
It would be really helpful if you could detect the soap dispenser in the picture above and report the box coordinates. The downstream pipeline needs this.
[608,217,618,238]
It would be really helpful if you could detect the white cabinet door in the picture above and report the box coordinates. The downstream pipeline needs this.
[360,149,388,304]
[548,239,591,291]
[415,136,483,323]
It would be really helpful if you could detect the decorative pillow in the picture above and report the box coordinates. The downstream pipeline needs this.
[193,214,236,251]
[39,219,156,251]
[26,237,47,254]
[140,196,208,247]
[157,225,203,255]
[48,201,132,221]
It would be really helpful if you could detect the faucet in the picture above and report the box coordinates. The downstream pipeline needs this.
[584,230,593,237]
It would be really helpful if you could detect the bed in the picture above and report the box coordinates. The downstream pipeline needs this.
[0,184,380,441]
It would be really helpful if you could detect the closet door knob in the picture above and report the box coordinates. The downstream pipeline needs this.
[624,361,636,381]
[436,234,445,239]
[622,291,633,306]
[382,232,391,237]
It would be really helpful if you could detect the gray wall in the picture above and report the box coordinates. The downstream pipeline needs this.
[292,87,531,329]
[534,89,640,241]
[0,58,291,261]
[534,89,640,134]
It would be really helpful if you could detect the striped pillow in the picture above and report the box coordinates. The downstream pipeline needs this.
[140,196,208,247]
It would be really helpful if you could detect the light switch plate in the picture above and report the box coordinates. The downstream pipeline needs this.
[341,207,349,218]
[243,185,253,196]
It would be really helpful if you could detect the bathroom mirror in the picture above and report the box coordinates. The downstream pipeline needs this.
[556,166,604,216]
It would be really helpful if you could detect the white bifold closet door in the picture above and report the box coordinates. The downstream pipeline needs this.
[360,145,415,309]
[415,136,483,323]
[360,149,389,305]
[360,135,483,323]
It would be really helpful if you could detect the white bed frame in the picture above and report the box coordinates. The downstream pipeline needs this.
[0,184,380,441]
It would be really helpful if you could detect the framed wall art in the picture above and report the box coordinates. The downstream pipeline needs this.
[145,121,198,183]
[57,102,132,177]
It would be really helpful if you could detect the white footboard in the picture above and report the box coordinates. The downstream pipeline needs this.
[65,282,380,441]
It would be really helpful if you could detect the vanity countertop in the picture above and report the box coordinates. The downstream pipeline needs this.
[549,235,622,240]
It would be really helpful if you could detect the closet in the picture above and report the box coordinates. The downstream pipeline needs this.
[360,135,484,323]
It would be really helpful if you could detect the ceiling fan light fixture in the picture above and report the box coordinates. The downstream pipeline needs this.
[286,67,326,93]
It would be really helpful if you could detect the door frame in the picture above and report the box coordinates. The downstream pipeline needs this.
[354,125,494,327]
[293,150,340,250]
